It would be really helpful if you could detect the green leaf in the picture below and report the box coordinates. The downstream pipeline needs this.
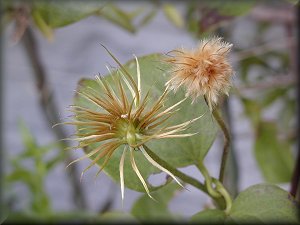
[191,209,226,223]
[45,153,65,171]
[31,8,54,41]
[98,212,137,223]
[195,0,256,34]
[74,54,218,193]
[137,8,157,28]
[31,1,102,29]
[241,97,261,129]
[261,87,289,107]
[18,120,36,153]
[6,121,56,214]
[131,182,182,222]
[0,214,7,225]
[97,4,136,33]
[278,97,296,131]
[126,7,145,20]
[227,183,299,223]
[6,168,51,214]
[6,169,34,186]
[285,0,299,4]
[254,121,294,183]
[162,4,184,28]
[205,0,257,17]
[186,2,199,36]
[239,56,270,82]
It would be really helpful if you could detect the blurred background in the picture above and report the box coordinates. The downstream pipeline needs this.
[1,0,298,222]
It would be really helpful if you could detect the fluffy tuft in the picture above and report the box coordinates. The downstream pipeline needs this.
[165,37,233,110]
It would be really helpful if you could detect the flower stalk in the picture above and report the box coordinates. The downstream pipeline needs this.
[212,178,232,215]
[142,145,206,192]
[143,145,230,212]
[197,160,232,213]
[164,37,233,184]
[211,106,231,183]
[197,161,221,198]
[164,37,234,212]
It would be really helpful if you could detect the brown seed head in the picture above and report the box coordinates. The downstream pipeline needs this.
[59,50,202,200]
[165,37,233,110]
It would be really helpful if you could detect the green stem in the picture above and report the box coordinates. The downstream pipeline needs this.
[212,108,231,183]
[143,146,227,210]
[204,96,231,183]
[142,145,207,193]
[212,178,232,215]
[197,162,221,198]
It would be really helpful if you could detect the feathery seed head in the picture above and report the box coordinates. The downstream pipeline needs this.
[165,37,234,110]
[61,49,202,201]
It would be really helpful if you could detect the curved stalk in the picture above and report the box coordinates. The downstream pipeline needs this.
[212,178,232,215]
[204,96,231,183]
[197,162,221,198]
[197,162,232,213]
[212,108,231,183]
[142,145,206,192]
[143,145,227,210]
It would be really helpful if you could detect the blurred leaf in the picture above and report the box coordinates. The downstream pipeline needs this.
[45,153,65,171]
[18,120,36,152]
[196,0,256,34]
[137,8,157,28]
[254,121,294,183]
[6,168,51,214]
[31,9,54,41]
[131,182,182,222]
[224,145,239,198]
[239,56,270,82]
[127,7,145,20]
[31,189,51,215]
[261,87,289,107]
[5,120,59,214]
[264,51,290,71]
[6,169,34,186]
[1,1,19,30]
[0,214,8,224]
[227,183,299,223]
[6,211,135,223]
[285,0,299,4]
[18,120,59,163]
[98,4,136,33]
[6,213,46,224]
[278,96,296,131]
[191,209,226,223]
[162,4,184,28]
[31,1,102,28]
[241,97,261,129]
[205,0,256,17]
[74,54,218,193]
[100,212,137,222]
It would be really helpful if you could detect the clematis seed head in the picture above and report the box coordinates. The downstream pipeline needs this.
[165,37,234,110]
[59,49,202,201]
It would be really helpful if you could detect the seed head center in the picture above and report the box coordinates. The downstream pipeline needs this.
[116,118,140,146]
